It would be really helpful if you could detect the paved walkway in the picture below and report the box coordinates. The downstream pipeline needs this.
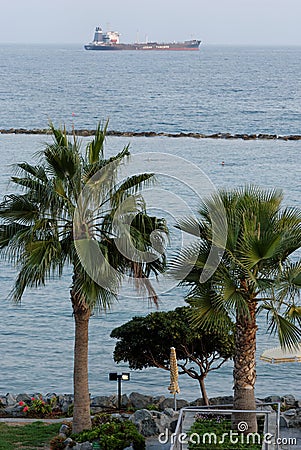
[0,417,72,424]
[278,428,301,450]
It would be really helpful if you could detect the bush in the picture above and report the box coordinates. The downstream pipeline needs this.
[18,395,53,418]
[188,415,262,450]
[92,413,118,427]
[49,435,66,450]
[72,417,145,450]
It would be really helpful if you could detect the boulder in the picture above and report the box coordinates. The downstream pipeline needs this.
[163,407,177,418]
[61,402,71,414]
[16,393,32,403]
[282,394,296,407]
[64,438,76,449]
[59,423,71,437]
[283,408,301,428]
[153,395,166,406]
[151,411,171,434]
[289,416,301,427]
[129,392,153,410]
[283,408,296,417]
[5,393,17,406]
[71,443,92,450]
[58,394,74,414]
[261,395,281,404]
[45,393,57,403]
[0,396,6,409]
[209,396,233,405]
[159,398,189,410]
[60,394,74,405]
[189,398,205,407]
[129,408,158,436]
[129,408,180,436]
[3,405,26,417]
[91,395,112,408]
[120,394,130,409]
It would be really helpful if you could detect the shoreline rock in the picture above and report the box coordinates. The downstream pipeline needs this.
[1,391,300,428]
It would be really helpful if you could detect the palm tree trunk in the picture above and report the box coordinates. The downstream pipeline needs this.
[71,293,92,434]
[232,300,258,433]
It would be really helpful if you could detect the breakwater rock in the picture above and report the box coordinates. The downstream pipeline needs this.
[1,391,300,428]
[1,128,301,141]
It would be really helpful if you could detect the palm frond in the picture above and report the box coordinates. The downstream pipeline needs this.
[187,286,233,333]
[85,120,108,164]
[276,260,301,304]
[175,216,204,238]
[0,194,39,224]
[261,301,301,349]
[14,162,48,183]
[110,173,154,210]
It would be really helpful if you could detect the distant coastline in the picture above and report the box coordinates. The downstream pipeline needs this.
[1,128,301,141]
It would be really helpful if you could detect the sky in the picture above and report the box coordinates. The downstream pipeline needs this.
[1,0,301,46]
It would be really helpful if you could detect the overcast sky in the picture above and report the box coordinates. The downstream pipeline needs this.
[1,0,301,45]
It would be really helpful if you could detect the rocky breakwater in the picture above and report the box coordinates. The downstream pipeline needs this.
[1,128,301,141]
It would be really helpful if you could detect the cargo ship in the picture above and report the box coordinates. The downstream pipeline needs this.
[84,26,201,51]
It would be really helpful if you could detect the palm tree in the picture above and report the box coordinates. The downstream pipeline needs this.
[0,122,167,433]
[171,186,301,432]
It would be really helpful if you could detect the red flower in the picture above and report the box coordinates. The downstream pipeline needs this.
[19,401,25,406]
[23,406,29,412]
[31,397,35,401]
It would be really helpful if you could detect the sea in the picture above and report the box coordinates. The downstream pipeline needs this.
[0,44,300,402]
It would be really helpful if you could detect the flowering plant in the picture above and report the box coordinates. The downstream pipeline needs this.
[19,395,53,417]
[194,413,226,424]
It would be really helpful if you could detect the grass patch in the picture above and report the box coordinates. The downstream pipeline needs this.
[0,421,61,450]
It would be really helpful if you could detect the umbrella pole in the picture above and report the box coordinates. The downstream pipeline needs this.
[174,393,177,411]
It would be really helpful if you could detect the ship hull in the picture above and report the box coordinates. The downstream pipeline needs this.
[84,41,201,51]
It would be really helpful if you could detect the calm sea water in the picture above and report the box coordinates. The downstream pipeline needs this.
[1,44,301,134]
[0,44,300,401]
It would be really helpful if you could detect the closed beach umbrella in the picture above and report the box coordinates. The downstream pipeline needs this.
[260,344,301,364]
[168,347,180,410]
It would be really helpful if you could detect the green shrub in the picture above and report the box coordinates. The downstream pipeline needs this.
[92,413,118,427]
[146,404,158,411]
[188,414,262,450]
[72,417,145,450]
